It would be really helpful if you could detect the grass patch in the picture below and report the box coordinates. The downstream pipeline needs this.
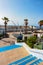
[34,43,42,50]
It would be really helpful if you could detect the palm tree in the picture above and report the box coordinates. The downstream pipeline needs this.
[38,20,43,29]
[24,19,28,34]
[2,17,9,35]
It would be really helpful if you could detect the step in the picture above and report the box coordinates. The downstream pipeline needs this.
[19,56,37,65]
[30,59,43,65]
[9,55,32,65]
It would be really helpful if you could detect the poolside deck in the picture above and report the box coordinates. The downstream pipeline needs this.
[0,46,29,65]
[0,40,10,47]
[38,62,43,65]
[0,38,16,47]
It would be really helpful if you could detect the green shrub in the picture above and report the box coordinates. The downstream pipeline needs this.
[0,34,3,37]
[27,36,37,48]
[41,36,43,39]
[27,42,34,48]
[0,34,3,39]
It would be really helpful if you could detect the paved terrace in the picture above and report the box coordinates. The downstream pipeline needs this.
[0,46,29,65]
[0,40,10,47]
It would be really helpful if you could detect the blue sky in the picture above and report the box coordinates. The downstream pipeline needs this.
[0,0,43,26]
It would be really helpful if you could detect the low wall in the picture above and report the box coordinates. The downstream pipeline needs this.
[15,42,43,60]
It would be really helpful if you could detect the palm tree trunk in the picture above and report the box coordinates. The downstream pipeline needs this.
[32,26,33,32]
[5,21,7,35]
[25,25,27,34]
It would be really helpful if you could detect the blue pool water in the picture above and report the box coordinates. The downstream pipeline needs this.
[9,54,32,65]
[19,56,37,65]
[30,59,43,65]
[0,44,22,52]
[9,54,43,65]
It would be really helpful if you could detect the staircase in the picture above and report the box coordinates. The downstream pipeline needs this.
[9,54,43,65]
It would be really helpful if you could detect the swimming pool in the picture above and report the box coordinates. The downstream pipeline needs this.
[0,44,22,52]
[9,54,32,65]
[9,54,43,65]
